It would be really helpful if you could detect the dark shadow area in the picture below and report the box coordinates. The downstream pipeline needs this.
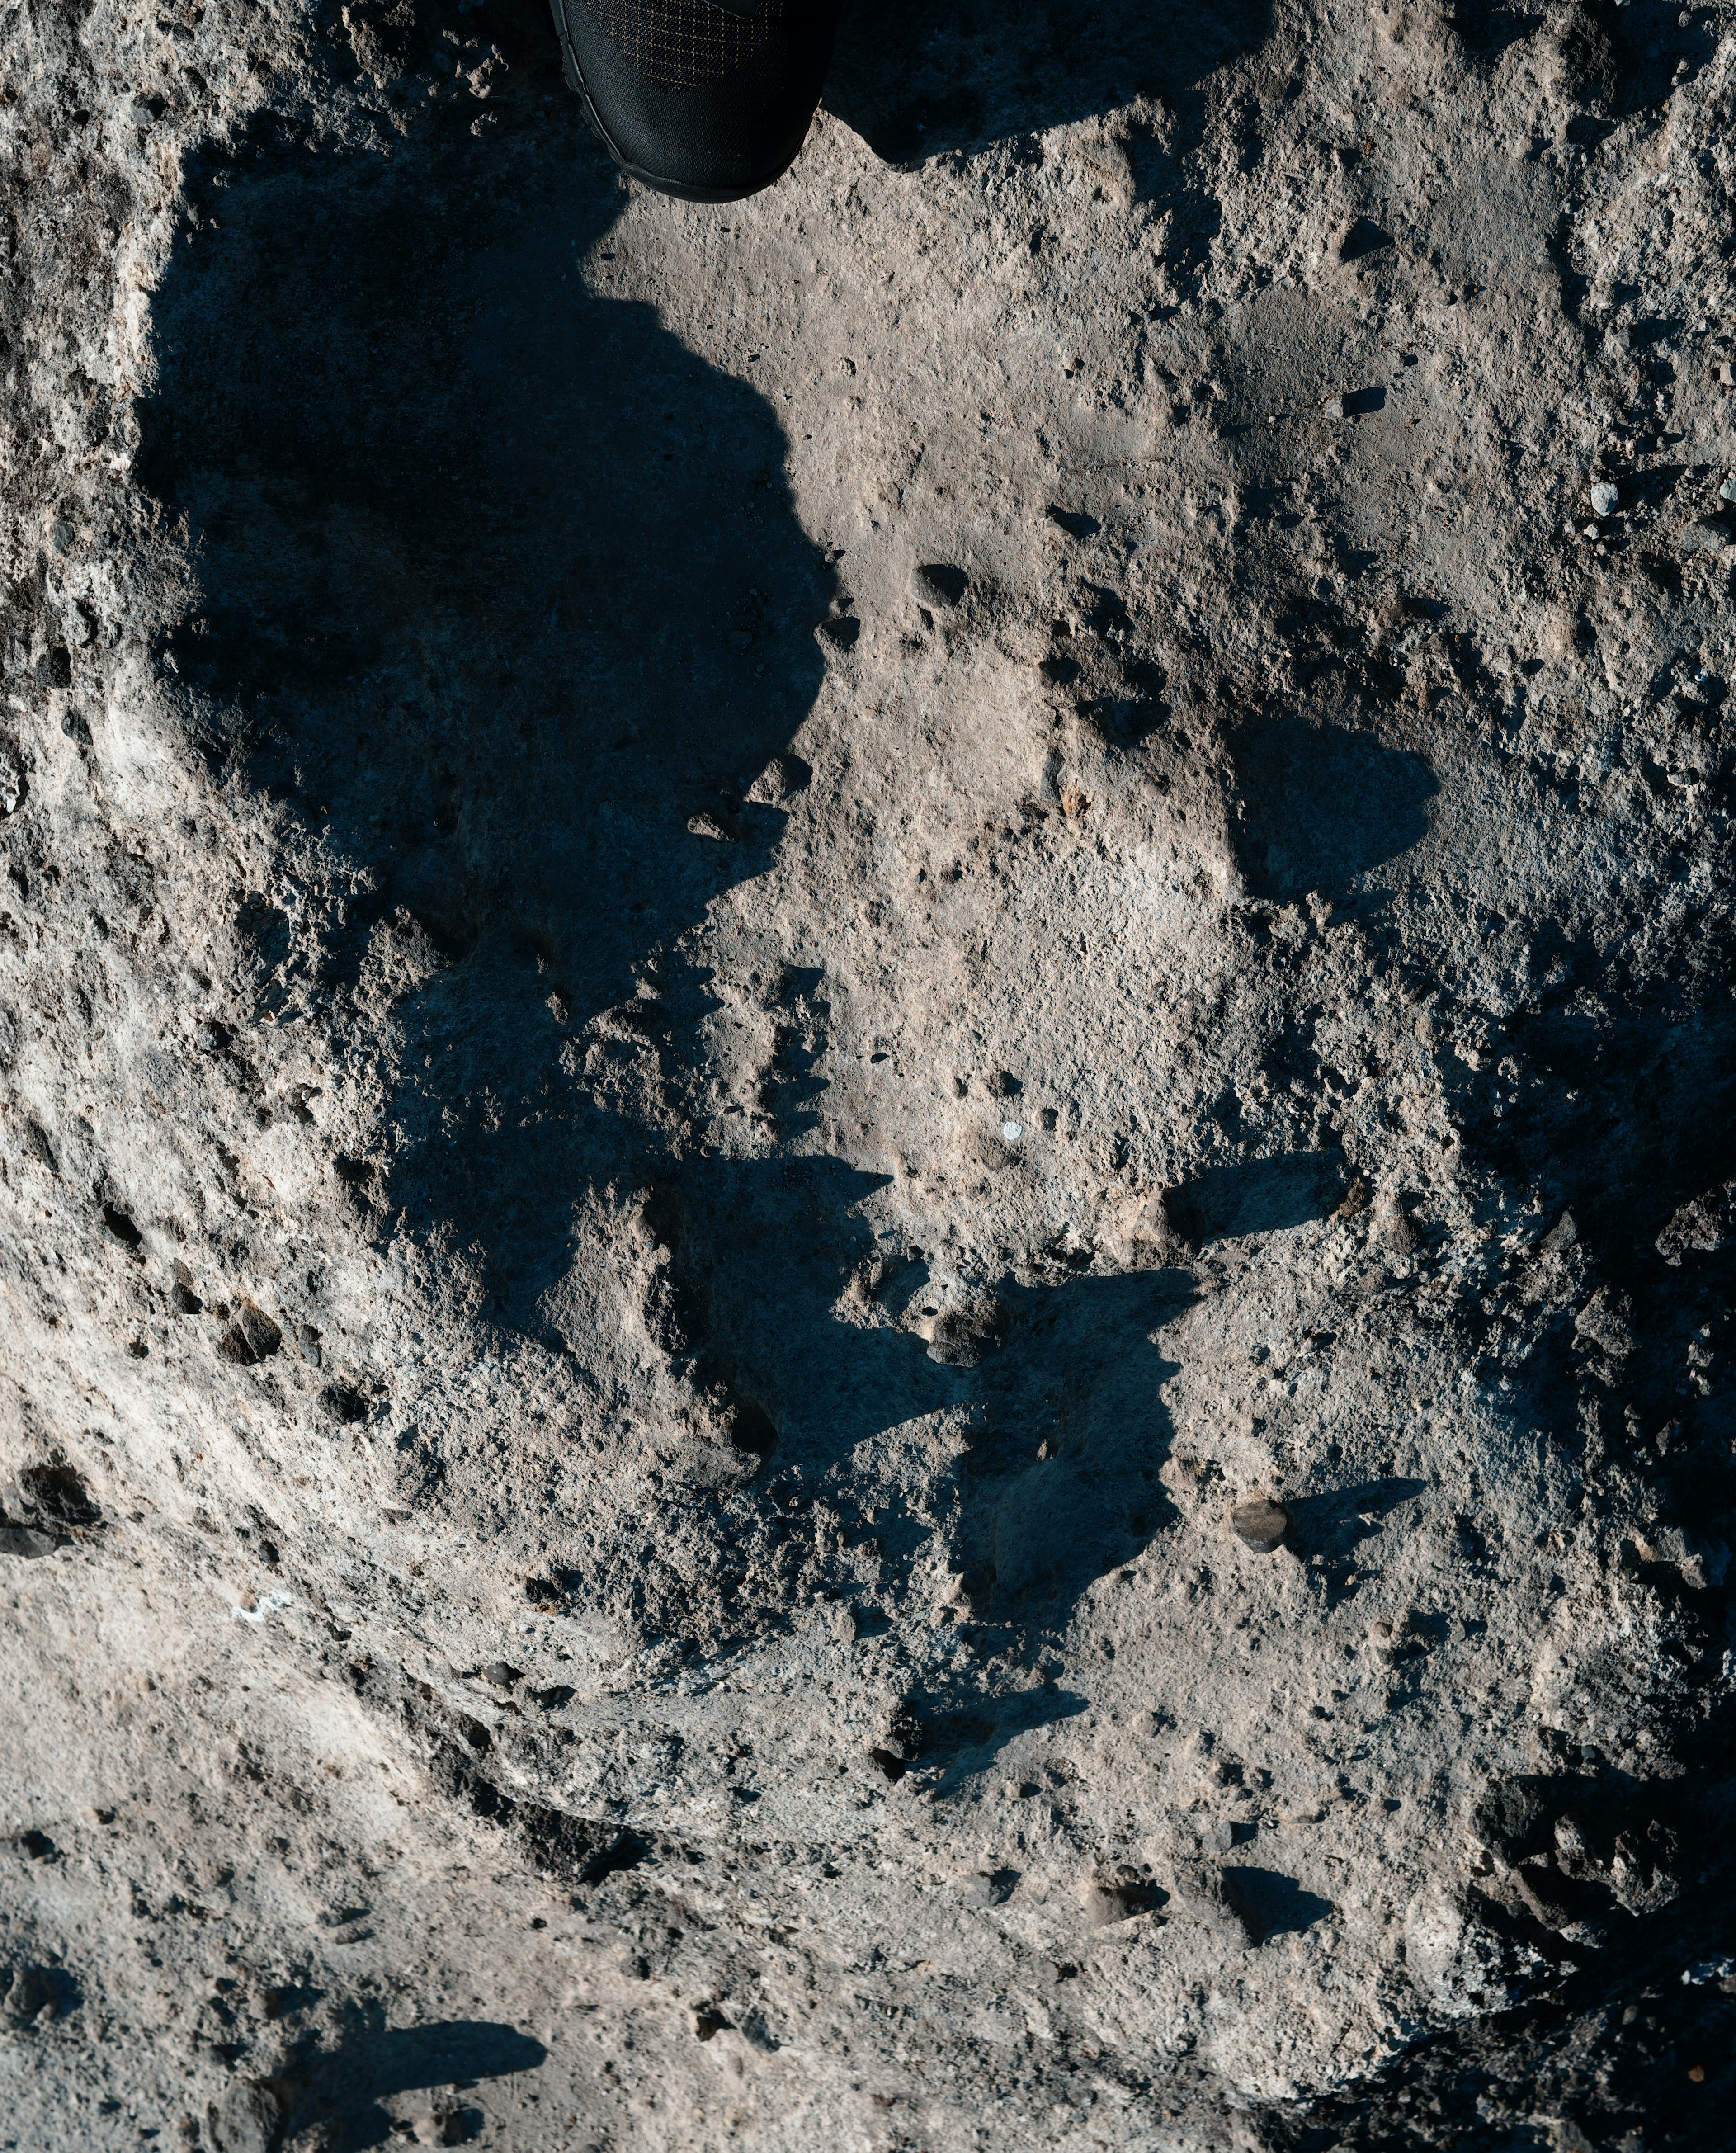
[1264,776,1736,2144]
[435,1733,652,1882]
[1223,1866,1333,1941]
[0,1960,81,2025]
[1263,1690,1736,2152]
[1448,0,1706,123]
[1444,0,1545,64]
[1439,915,1736,1287]
[648,1153,1196,1672]
[274,2015,545,2152]
[824,0,1277,322]
[1226,711,1440,902]
[1168,1150,1347,1244]
[915,1684,1092,1790]
[826,0,1271,165]
[140,80,835,1324]
[1283,1478,1427,1608]
[142,79,1200,1767]
[1338,216,1393,265]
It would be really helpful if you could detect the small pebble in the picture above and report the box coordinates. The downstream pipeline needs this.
[1001,1120,1024,1143]
[1590,480,1619,518]
[1679,514,1729,555]
[1230,1497,1289,1553]
[1720,473,1736,503]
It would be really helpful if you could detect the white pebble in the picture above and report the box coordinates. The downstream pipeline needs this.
[1590,480,1619,517]
[1001,1120,1024,1143]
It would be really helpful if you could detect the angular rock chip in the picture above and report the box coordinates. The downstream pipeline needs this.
[1230,1497,1289,1553]
[0,1526,56,1560]
[219,1300,283,1365]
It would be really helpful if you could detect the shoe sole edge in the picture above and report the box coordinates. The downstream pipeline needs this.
[552,9,811,204]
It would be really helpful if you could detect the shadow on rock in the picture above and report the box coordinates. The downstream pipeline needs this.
[827,0,1272,165]
[952,1270,1193,1622]
[1226,709,1439,904]
[1222,1865,1334,1941]
[139,15,1223,1769]
[271,2016,546,2151]
[1168,1148,1349,1243]
[139,86,835,1323]
[1284,1477,1429,1608]
[642,1154,1196,1761]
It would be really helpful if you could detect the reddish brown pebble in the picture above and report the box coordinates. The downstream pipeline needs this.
[1230,1498,1289,1554]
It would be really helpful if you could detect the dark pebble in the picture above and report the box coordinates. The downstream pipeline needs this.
[1230,1497,1289,1554]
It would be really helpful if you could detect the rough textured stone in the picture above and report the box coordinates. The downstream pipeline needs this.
[4,0,1736,2146]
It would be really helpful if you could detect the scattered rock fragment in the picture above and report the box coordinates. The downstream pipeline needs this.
[1574,1287,1633,1360]
[1373,1192,1421,1255]
[0,1526,55,1560]
[218,1300,283,1365]
[1085,1868,1165,1926]
[207,2078,282,2153]
[1229,1497,1289,1553]
[1656,1180,1735,1264]
[1520,1211,1581,1307]
[1589,480,1619,519]
[19,1460,100,1532]
[1678,512,1731,557]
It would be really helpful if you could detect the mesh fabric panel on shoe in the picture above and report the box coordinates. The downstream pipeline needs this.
[581,0,778,92]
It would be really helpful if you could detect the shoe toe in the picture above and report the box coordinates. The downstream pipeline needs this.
[553,0,840,202]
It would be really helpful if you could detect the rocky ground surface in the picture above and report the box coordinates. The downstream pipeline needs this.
[4,0,1736,2145]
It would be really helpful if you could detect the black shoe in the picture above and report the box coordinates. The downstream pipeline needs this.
[550,0,841,203]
